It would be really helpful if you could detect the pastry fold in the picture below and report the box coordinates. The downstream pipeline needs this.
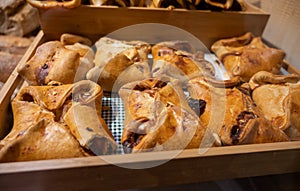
[152,41,215,82]
[86,37,151,92]
[250,71,300,140]
[18,34,94,85]
[0,80,117,162]
[0,119,88,162]
[211,32,285,81]
[187,76,288,145]
[120,78,215,153]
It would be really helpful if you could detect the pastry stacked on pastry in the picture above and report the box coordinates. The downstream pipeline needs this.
[18,33,94,85]
[0,80,117,162]
[119,78,217,153]
[86,37,151,92]
[249,71,300,141]
[211,32,286,82]
[151,41,215,82]
[187,76,289,145]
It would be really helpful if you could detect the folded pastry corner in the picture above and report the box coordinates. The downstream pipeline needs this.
[120,78,215,153]
[86,37,151,92]
[0,119,89,163]
[250,71,300,140]
[211,32,285,81]
[187,76,289,145]
[152,41,215,82]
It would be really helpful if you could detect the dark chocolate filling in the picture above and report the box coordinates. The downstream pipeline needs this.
[230,111,256,144]
[123,132,145,153]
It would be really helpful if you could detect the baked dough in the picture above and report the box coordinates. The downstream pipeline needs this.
[211,32,286,81]
[152,41,215,82]
[187,76,289,145]
[86,37,151,92]
[250,71,300,140]
[120,78,216,153]
[0,80,117,162]
[18,34,94,85]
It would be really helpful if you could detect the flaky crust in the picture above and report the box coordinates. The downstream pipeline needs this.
[211,32,285,81]
[86,37,151,92]
[152,41,215,82]
[120,78,214,152]
[187,76,288,145]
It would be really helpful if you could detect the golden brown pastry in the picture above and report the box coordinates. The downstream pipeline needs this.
[120,78,216,153]
[152,41,215,82]
[0,119,88,162]
[86,37,151,92]
[249,71,300,140]
[18,34,94,85]
[0,80,117,162]
[211,32,286,82]
[187,76,289,145]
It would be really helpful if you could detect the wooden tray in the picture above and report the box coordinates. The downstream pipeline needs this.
[0,5,300,190]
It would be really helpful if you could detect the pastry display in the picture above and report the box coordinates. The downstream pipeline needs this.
[249,71,300,140]
[187,76,289,145]
[18,34,94,85]
[0,80,117,162]
[211,32,286,81]
[86,37,151,92]
[27,0,82,9]
[151,41,215,82]
[119,78,216,153]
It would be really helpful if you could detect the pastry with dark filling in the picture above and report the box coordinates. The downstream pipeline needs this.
[86,37,151,92]
[0,80,117,162]
[18,34,94,85]
[249,71,300,140]
[120,78,216,153]
[152,41,215,82]
[211,32,286,82]
[187,76,288,145]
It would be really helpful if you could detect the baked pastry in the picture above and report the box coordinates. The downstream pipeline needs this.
[119,78,216,153]
[211,32,286,81]
[0,80,117,162]
[18,34,94,85]
[187,76,289,145]
[0,119,88,162]
[249,71,300,140]
[86,37,151,92]
[152,41,215,82]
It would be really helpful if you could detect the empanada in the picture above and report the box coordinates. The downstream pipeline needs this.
[120,78,216,153]
[187,76,288,145]
[152,41,215,82]
[211,32,285,81]
[249,71,300,140]
[86,37,151,92]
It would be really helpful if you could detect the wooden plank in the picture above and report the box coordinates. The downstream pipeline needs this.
[0,141,299,191]
[0,31,44,138]
[38,5,269,51]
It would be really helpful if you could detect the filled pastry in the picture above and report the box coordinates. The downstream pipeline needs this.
[152,41,215,82]
[18,34,94,85]
[211,32,286,82]
[0,80,117,162]
[86,37,151,92]
[249,71,300,140]
[187,76,289,145]
[119,78,216,153]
